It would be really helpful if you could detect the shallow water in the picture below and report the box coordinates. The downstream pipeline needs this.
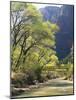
[12,78,74,98]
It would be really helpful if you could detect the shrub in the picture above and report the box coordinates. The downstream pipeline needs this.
[46,71,59,79]
[11,72,28,88]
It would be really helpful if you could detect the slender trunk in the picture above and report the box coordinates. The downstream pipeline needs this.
[15,35,27,68]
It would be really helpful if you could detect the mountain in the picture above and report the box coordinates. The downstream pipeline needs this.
[40,5,74,59]
[40,6,60,23]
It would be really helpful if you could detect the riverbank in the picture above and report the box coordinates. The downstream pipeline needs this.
[11,78,74,98]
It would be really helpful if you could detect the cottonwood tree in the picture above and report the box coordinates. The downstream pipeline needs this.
[11,2,59,81]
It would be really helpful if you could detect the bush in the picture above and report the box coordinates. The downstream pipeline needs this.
[37,75,46,83]
[26,70,37,85]
[11,72,29,88]
[46,71,59,79]
[11,70,37,88]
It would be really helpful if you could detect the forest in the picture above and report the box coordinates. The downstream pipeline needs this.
[10,2,74,98]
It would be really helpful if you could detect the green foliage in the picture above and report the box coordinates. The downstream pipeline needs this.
[11,2,73,89]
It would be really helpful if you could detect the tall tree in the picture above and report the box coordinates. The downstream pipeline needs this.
[11,2,59,73]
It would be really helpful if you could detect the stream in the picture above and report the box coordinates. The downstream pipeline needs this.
[12,78,74,98]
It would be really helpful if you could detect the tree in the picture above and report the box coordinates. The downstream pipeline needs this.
[11,2,59,72]
[11,2,59,84]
